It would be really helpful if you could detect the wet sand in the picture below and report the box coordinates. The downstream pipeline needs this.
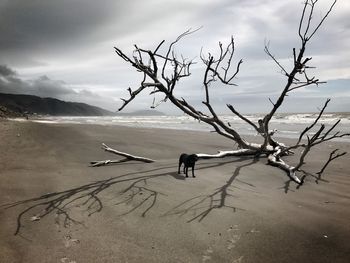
[0,120,349,263]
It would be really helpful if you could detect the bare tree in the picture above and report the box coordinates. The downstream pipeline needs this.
[113,0,348,184]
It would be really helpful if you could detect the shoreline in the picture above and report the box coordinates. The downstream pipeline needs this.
[1,120,349,262]
[7,116,350,143]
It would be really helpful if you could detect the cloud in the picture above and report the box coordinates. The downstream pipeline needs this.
[0,64,116,110]
[0,65,16,76]
[0,0,348,114]
[0,1,120,50]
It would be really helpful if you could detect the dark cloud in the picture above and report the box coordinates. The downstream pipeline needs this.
[0,66,71,97]
[0,0,120,51]
[0,64,115,110]
[0,0,348,113]
[0,64,16,76]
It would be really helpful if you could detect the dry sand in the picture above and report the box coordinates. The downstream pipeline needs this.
[0,120,349,263]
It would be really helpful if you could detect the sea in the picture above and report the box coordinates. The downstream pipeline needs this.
[25,112,350,142]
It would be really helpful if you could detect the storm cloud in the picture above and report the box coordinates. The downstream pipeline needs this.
[0,0,349,113]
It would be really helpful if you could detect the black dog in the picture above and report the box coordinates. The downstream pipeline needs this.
[178,153,199,177]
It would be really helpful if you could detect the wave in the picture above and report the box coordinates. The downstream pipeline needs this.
[26,113,350,141]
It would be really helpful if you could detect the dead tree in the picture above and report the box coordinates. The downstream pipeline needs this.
[114,0,348,184]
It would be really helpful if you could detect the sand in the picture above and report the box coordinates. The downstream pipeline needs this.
[0,120,349,263]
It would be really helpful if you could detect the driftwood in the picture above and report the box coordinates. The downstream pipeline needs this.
[109,0,348,184]
[90,143,155,167]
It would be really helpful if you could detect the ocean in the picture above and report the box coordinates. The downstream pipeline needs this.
[25,112,350,142]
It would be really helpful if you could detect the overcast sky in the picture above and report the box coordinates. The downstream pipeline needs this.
[0,0,349,114]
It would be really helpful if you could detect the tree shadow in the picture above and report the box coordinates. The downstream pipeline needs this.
[0,159,237,235]
[114,175,167,218]
[0,165,176,235]
[279,178,302,194]
[279,169,330,194]
[163,157,258,222]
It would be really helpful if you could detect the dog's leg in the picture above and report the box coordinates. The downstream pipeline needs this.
[185,166,189,177]
[192,165,196,178]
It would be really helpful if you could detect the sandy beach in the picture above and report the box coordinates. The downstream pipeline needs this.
[0,120,349,263]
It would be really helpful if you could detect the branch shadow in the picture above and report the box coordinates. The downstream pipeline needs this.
[0,159,238,235]
[0,165,175,235]
[279,178,303,194]
[301,169,330,185]
[163,157,259,222]
[279,169,330,194]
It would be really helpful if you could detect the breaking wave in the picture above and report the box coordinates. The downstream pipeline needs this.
[27,112,350,141]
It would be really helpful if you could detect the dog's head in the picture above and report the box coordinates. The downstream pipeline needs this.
[192,154,199,161]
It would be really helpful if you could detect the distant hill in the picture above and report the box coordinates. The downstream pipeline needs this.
[116,109,166,116]
[0,93,113,116]
[0,105,25,118]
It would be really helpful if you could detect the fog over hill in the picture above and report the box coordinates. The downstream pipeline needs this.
[0,93,113,116]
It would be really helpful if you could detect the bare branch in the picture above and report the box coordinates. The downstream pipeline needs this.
[101,143,155,162]
[90,159,129,167]
[226,104,261,134]
[296,98,330,145]
[118,84,147,111]
[90,143,155,167]
[111,0,343,185]
[307,0,337,40]
[317,149,346,176]
[268,149,302,184]
[298,1,309,40]
[201,37,243,86]
[154,40,165,54]
[268,98,276,106]
[161,28,202,82]
[261,2,337,150]
[288,80,326,92]
[264,44,289,77]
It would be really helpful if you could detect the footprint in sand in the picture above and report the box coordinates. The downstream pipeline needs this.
[246,228,260,234]
[232,255,244,263]
[227,234,241,250]
[226,225,241,250]
[227,225,239,233]
[64,235,80,248]
[202,246,214,262]
[60,257,77,263]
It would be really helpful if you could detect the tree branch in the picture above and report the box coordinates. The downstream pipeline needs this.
[90,143,155,167]
[317,149,346,176]
[111,0,346,185]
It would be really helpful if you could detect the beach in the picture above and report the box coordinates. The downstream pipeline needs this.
[0,120,349,263]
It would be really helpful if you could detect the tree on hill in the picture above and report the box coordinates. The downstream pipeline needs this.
[102,0,348,184]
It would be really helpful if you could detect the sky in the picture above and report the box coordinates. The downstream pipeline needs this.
[0,0,349,114]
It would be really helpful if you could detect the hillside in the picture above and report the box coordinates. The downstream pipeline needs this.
[0,93,113,116]
[0,105,25,118]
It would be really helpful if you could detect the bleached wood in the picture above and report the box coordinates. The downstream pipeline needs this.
[196,149,257,159]
[90,158,129,167]
[109,1,348,184]
[90,143,155,167]
[268,148,302,184]
[101,143,155,163]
